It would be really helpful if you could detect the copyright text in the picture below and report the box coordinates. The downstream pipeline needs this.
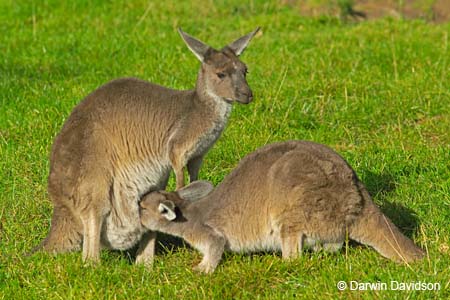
[336,280,441,291]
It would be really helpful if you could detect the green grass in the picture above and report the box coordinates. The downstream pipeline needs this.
[1,1,449,299]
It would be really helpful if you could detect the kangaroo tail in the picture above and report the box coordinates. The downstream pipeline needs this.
[28,204,82,256]
[348,184,424,263]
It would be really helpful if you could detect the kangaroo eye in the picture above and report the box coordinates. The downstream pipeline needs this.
[217,72,226,79]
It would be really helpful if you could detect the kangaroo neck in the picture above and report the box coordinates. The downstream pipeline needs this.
[158,203,202,239]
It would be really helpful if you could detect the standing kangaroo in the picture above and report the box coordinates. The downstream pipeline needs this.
[140,141,425,273]
[34,27,260,264]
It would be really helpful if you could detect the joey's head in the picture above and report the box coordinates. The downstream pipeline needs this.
[139,181,214,230]
[178,27,260,104]
[139,191,178,231]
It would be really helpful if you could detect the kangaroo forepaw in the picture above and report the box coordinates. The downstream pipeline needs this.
[82,251,101,266]
[82,257,100,267]
[135,254,154,267]
[193,262,216,274]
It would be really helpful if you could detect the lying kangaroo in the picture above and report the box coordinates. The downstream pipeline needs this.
[140,140,425,273]
[33,27,260,264]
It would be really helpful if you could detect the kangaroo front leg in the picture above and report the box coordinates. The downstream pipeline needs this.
[187,156,203,183]
[173,166,186,190]
[81,210,103,264]
[135,231,157,266]
[169,145,186,189]
[193,234,226,274]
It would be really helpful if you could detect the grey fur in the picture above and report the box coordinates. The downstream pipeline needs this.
[140,141,425,273]
[32,28,259,265]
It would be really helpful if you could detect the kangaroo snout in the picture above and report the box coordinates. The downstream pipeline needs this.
[236,89,253,104]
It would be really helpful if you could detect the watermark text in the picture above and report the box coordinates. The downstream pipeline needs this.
[336,280,441,291]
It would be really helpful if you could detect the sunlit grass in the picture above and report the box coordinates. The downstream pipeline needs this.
[1,1,449,299]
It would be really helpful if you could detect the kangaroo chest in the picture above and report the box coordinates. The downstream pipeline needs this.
[101,159,172,250]
[188,100,232,159]
[101,98,231,250]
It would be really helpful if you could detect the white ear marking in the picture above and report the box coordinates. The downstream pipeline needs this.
[158,203,176,221]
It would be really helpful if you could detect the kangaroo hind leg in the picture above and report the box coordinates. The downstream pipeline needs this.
[32,204,82,255]
[280,225,304,260]
[80,206,106,264]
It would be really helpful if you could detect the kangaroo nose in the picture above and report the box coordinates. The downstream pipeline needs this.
[247,91,253,102]
[236,89,253,104]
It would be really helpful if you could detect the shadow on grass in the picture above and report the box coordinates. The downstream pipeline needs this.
[361,170,422,239]
[118,233,188,264]
[155,233,189,255]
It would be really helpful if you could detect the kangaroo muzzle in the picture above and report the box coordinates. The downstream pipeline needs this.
[236,89,253,104]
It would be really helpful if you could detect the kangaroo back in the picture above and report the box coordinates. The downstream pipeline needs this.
[349,182,424,263]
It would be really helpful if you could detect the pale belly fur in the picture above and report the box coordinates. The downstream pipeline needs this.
[225,224,283,253]
[224,225,343,254]
[101,160,171,250]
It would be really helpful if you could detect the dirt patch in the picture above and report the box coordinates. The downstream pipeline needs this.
[284,0,450,23]
[430,0,450,22]
[354,0,450,22]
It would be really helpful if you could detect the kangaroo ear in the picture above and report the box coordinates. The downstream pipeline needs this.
[177,180,214,202]
[178,28,212,62]
[158,201,176,221]
[226,27,260,56]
